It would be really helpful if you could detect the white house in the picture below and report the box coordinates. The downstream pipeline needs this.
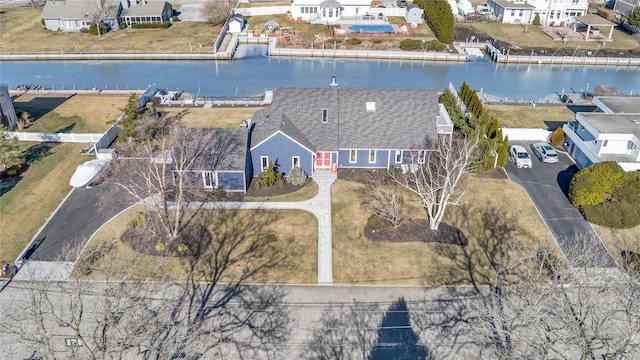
[488,0,589,25]
[42,0,122,31]
[563,96,640,171]
[290,0,372,24]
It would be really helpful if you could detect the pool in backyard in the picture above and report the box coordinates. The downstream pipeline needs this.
[348,25,395,32]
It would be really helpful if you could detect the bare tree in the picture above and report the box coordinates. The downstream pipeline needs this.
[389,135,480,230]
[110,114,242,241]
[201,0,235,25]
[88,0,119,36]
[361,172,409,229]
[591,84,621,96]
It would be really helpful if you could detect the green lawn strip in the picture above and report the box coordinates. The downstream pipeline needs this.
[486,104,575,129]
[0,142,87,263]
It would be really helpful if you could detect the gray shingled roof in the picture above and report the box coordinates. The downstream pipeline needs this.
[183,127,248,172]
[251,87,440,152]
[42,0,121,20]
[319,0,342,8]
[121,1,170,17]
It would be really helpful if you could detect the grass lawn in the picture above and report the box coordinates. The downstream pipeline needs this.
[13,95,128,133]
[160,107,258,128]
[462,23,639,51]
[245,14,332,39]
[0,142,87,263]
[592,224,640,264]
[486,104,576,129]
[83,207,318,283]
[0,7,221,54]
[331,176,558,285]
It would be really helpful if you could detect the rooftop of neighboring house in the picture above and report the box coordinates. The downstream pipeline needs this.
[577,112,640,138]
[250,87,440,151]
[491,0,536,9]
[184,127,248,171]
[121,1,171,17]
[593,96,640,114]
[42,0,121,20]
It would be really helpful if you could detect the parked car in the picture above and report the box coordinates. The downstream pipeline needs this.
[616,22,639,36]
[397,0,407,7]
[509,145,532,168]
[532,142,559,163]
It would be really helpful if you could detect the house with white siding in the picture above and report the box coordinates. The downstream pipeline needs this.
[290,0,373,24]
[563,96,640,171]
[489,0,589,25]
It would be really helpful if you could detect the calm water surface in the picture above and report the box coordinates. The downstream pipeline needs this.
[1,45,638,100]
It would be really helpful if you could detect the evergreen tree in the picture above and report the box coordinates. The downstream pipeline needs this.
[628,6,640,27]
[532,13,541,26]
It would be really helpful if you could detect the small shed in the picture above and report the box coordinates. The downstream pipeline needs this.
[405,4,424,24]
[228,14,245,33]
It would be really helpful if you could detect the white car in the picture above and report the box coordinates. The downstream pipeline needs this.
[509,145,532,168]
[532,143,559,164]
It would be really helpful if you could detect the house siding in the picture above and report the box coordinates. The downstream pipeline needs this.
[218,172,246,192]
[338,149,390,168]
[251,132,313,177]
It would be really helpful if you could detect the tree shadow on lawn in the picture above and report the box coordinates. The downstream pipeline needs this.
[13,96,72,121]
[365,221,468,246]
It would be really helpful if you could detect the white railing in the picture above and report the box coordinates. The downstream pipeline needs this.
[6,125,122,151]
[269,48,466,61]
[234,6,289,16]
[374,8,406,17]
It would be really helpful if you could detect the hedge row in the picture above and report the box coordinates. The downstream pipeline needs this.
[132,21,171,29]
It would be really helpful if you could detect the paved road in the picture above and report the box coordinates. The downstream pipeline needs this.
[505,141,616,268]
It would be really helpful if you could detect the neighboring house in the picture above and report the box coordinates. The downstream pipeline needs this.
[488,0,588,25]
[290,0,372,24]
[248,86,453,178]
[42,0,122,32]
[563,96,640,171]
[228,14,245,34]
[405,4,424,24]
[177,127,251,192]
[614,0,639,16]
[0,84,17,129]
[120,0,173,26]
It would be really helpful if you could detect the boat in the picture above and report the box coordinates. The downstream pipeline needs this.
[69,159,109,188]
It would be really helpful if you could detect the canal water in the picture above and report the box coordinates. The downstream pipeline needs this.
[1,45,638,101]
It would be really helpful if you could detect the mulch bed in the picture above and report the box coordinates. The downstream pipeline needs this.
[122,223,212,257]
[244,177,313,197]
[365,220,468,245]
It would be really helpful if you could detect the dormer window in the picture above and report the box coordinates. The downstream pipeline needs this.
[322,109,328,123]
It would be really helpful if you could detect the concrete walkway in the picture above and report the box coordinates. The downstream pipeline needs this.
[195,172,336,284]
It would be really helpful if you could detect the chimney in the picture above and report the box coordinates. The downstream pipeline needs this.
[329,76,338,88]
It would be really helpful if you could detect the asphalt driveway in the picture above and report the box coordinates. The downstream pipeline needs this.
[504,141,616,268]
[21,182,135,262]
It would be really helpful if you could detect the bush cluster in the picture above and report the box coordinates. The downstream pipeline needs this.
[415,0,454,43]
[132,21,171,29]
[550,127,565,146]
[346,38,361,45]
[569,163,640,228]
[426,40,445,51]
[255,161,284,189]
[287,166,307,186]
[400,39,422,51]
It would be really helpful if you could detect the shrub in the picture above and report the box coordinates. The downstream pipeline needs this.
[550,127,565,146]
[426,39,445,51]
[172,16,180,22]
[373,39,383,44]
[177,243,189,252]
[88,23,109,35]
[132,21,171,29]
[80,27,89,33]
[287,166,307,186]
[400,39,422,51]
[569,161,626,208]
[497,135,509,167]
[127,211,146,229]
[367,214,382,228]
[255,161,284,189]
[119,22,126,29]
[346,38,361,45]
[328,38,342,43]
[41,18,45,26]
[6,168,17,177]
[532,13,541,25]
[155,243,165,251]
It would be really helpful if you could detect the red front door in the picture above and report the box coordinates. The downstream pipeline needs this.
[316,152,331,169]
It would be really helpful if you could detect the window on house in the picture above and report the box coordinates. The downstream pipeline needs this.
[519,10,523,16]
[628,142,638,150]
[602,140,608,147]
[350,149,357,163]
[395,150,402,163]
[323,8,326,17]
[261,156,268,172]
[203,171,215,188]
[369,150,376,163]
[511,10,515,16]
[292,156,300,168]
[329,9,333,17]
[322,109,328,123]
[418,150,427,164]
